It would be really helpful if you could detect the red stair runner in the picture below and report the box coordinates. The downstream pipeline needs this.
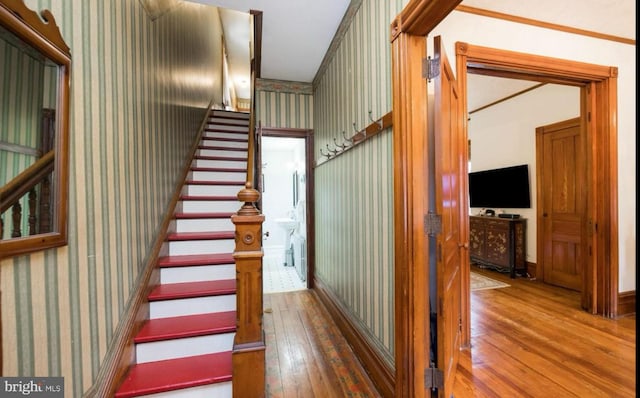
[115,351,232,398]
[148,279,236,301]
[135,311,236,343]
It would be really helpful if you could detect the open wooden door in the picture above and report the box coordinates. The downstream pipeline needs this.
[431,35,464,398]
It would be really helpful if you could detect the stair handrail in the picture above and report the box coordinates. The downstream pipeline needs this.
[1,149,54,214]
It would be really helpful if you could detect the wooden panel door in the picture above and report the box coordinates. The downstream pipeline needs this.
[433,35,463,398]
[536,117,585,291]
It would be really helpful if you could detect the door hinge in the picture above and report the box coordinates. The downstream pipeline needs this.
[425,212,442,236]
[425,365,444,391]
[423,56,440,82]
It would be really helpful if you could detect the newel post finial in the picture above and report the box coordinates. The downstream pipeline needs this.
[236,182,260,215]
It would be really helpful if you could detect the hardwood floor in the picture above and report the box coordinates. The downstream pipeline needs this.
[456,266,636,397]
[264,290,381,397]
[265,270,636,397]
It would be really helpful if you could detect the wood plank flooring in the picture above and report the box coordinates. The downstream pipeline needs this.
[265,269,635,397]
[456,266,636,398]
[264,291,381,397]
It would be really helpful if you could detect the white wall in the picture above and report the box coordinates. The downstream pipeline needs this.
[261,137,306,256]
[428,10,636,292]
[468,83,580,264]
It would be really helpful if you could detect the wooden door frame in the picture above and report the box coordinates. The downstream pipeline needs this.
[391,1,462,397]
[391,2,618,396]
[455,42,618,324]
[260,127,315,288]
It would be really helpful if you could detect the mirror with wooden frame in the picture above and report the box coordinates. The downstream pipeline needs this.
[0,0,71,259]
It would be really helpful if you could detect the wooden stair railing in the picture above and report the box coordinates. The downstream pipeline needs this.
[0,150,54,239]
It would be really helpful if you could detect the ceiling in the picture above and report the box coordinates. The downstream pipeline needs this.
[191,0,635,110]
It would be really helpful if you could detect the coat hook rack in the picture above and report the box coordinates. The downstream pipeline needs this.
[315,111,393,167]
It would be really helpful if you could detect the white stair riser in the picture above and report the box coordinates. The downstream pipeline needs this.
[193,159,247,169]
[175,217,234,233]
[209,117,249,126]
[160,263,235,284]
[203,131,247,140]
[136,332,235,363]
[142,381,232,398]
[198,148,246,158]
[169,239,235,256]
[200,140,247,149]
[212,110,249,118]
[190,171,246,182]
[150,294,236,319]
[183,184,242,196]
[206,126,248,134]
[179,200,240,213]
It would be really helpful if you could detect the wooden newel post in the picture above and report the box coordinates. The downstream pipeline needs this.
[231,182,265,398]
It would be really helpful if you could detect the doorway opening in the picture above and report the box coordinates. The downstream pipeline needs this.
[260,132,312,293]
[456,42,620,345]
[466,75,583,292]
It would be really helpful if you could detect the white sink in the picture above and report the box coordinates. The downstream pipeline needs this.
[275,218,298,255]
[275,218,298,231]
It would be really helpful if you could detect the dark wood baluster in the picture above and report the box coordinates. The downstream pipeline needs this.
[1,216,4,238]
[39,176,52,233]
[28,188,37,235]
[11,202,22,238]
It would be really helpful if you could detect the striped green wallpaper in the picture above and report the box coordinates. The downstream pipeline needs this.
[256,86,314,129]
[1,0,224,396]
[313,0,408,364]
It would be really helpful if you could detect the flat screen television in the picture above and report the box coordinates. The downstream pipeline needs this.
[468,164,531,209]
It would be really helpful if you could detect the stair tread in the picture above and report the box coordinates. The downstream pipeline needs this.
[198,145,245,151]
[174,212,234,219]
[201,136,248,143]
[135,311,236,343]
[158,253,234,267]
[114,351,232,398]
[148,279,236,301]
[167,231,234,241]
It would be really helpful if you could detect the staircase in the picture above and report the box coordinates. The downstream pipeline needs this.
[115,110,251,397]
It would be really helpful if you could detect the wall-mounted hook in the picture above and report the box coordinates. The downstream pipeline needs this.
[353,122,366,139]
[320,148,330,158]
[334,137,348,149]
[342,131,353,144]
[326,143,338,154]
[368,110,383,130]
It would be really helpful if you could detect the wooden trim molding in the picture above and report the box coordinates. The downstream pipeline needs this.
[456,42,619,317]
[455,5,635,46]
[313,278,395,397]
[617,291,636,316]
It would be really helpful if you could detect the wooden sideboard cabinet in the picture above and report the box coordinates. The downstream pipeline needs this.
[469,215,527,278]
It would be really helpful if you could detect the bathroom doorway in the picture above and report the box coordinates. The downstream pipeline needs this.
[260,128,314,293]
